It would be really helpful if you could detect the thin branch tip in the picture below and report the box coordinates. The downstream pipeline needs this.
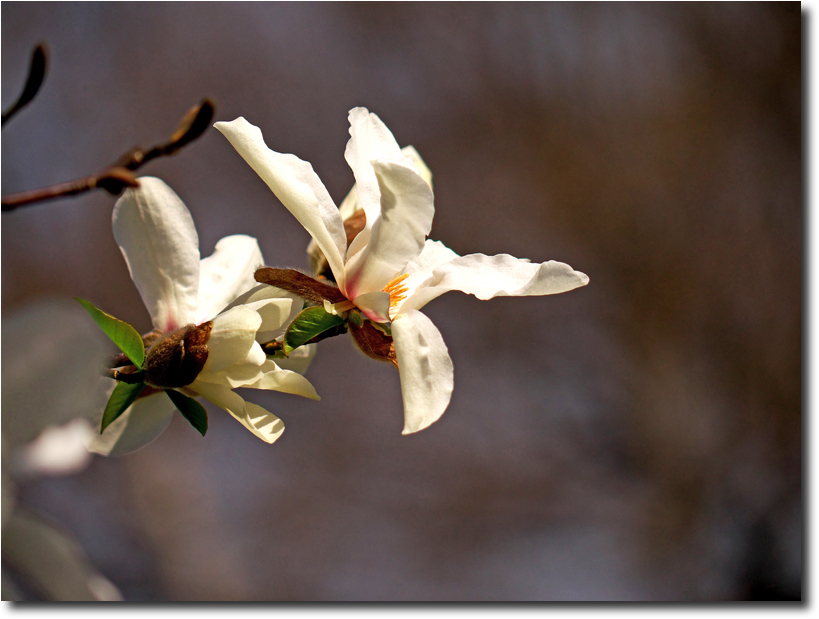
[1,43,49,127]
[2,96,216,211]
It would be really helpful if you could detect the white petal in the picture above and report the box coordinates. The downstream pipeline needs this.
[246,298,297,343]
[337,185,361,222]
[400,145,433,189]
[335,145,429,265]
[112,177,200,332]
[2,514,122,601]
[439,254,590,299]
[242,360,321,400]
[221,284,302,342]
[247,341,267,366]
[195,359,320,401]
[86,392,175,457]
[392,239,460,316]
[343,108,405,259]
[192,364,263,389]
[215,118,348,288]
[274,342,317,375]
[352,290,391,323]
[196,235,264,323]
[344,160,434,297]
[400,253,589,312]
[391,310,454,435]
[202,305,263,373]
[189,381,285,444]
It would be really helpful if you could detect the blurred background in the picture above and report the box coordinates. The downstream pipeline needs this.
[1,2,801,601]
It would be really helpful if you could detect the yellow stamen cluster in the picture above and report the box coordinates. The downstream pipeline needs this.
[383,273,409,310]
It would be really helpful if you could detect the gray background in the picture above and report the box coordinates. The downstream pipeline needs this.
[2,2,801,601]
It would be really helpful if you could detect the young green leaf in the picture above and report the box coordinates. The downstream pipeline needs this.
[101,381,147,433]
[75,298,146,369]
[165,390,208,436]
[283,306,346,354]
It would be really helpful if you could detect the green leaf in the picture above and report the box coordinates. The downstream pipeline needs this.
[101,381,146,433]
[283,306,347,354]
[75,298,145,369]
[166,390,208,436]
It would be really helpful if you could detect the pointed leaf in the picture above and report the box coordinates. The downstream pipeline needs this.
[165,390,208,436]
[75,298,145,369]
[101,382,147,433]
[283,306,347,354]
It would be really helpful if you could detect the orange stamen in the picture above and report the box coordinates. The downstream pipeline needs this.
[383,273,409,309]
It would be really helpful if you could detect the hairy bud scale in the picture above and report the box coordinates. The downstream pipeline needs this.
[143,322,213,389]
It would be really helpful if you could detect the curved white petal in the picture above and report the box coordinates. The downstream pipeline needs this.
[192,364,263,389]
[215,118,347,288]
[86,392,175,457]
[190,381,285,444]
[337,185,361,222]
[242,360,321,400]
[391,310,454,435]
[400,145,433,189]
[393,239,460,315]
[343,108,405,260]
[196,235,264,323]
[195,359,319,402]
[112,177,200,332]
[203,306,263,373]
[247,341,267,366]
[352,290,391,323]
[222,284,302,343]
[335,146,428,231]
[344,160,434,298]
[400,253,589,312]
[334,145,430,266]
[275,342,317,375]
[246,298,296,343]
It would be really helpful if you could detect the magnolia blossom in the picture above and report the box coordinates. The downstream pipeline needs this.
[90,177,318,456]
[216,108,589,435]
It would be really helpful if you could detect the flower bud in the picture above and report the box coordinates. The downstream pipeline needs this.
[143,322,213,389]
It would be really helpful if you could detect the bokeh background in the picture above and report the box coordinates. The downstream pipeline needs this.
[1,2,801,601]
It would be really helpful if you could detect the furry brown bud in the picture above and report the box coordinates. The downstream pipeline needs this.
[143,322,213,389]
[254,267,347,304]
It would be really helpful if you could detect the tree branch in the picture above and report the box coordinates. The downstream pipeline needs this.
[2,98,215,211]
[104,368,146,384]
[1,43,48,127]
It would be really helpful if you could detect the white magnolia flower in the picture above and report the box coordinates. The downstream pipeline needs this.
[216,108,589,435]
[90,177,319,456]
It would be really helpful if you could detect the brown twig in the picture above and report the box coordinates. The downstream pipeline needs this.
[104,368,146,384]
[1,43,48,127]
[2,98,216,211]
